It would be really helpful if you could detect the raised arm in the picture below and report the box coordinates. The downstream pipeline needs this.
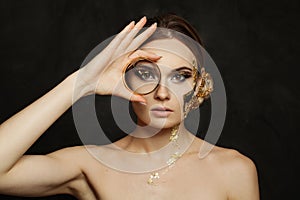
[0,71,86,196]
[0,16,161,197]
[0,72,77,175]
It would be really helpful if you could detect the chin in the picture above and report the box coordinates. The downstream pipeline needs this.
[139,117,182,130]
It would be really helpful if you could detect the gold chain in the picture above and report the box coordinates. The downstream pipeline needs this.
[147,125,182,185]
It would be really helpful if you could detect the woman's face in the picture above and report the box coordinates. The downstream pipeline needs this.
[131,45,195,129]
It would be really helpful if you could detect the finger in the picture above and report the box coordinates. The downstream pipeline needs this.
[114,16,147,56]
[119,20,136,34]
[122,87,147,103]
[122,91,147,104]
[126,22,157,52]
[84,21,135,72]
[130,94,147,103]
[101,21,135,58]
[111,78,147,103]
[128,49,162,61]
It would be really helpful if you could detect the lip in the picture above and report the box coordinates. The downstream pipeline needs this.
[150,106,173,117]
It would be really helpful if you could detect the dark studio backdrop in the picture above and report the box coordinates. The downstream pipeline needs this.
[0,0,298,199]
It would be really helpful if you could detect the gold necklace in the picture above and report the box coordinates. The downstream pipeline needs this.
[147,125,182,185]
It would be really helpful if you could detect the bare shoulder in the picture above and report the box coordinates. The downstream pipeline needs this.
[189,138,256,171]
[188,138,259,199]
[210,145,257,171]
[207,144,260,200]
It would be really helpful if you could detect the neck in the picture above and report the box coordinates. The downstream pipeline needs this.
[124,122,191,153]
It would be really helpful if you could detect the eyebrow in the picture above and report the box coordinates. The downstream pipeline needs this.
[172,66,193,72]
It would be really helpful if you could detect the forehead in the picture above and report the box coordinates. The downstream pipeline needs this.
[140,38,195,69]
[143,49,194,70]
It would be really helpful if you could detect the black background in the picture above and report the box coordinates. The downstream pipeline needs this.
[0,0,298,199]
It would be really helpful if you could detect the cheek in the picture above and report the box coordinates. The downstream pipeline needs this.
[170,92,185,109]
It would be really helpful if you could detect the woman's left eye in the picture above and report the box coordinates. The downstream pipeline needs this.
[171,73,191,82]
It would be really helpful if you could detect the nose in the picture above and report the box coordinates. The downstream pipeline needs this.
[154,84,170,101]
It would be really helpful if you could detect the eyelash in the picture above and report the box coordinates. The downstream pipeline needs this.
[170,72,192,82]
[133,66,192,83]
[134,67,157,81]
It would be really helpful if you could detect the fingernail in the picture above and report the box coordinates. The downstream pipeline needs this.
[140,16,146,21]
[154,56,162,60]
[125,21,135,31]
[129,21,135,27]
[136,16,146,27]
[151,22,157,28]
[128,53,136,59]
[136,16,146,24]
[139,101,147,106]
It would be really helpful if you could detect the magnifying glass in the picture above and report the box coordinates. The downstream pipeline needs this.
[123,59,161,95]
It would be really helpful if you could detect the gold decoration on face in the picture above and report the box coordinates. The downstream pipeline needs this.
[191,58,198,88]
[184,66,214,118]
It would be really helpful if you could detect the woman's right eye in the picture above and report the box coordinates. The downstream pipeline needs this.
[135,68,156,81]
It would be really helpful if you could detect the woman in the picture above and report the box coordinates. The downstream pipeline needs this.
[0,14,259,199]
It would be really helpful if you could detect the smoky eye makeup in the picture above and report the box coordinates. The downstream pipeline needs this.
[169,68,193,83]
[134,66,157,81]
[178,71,192,78]
[174,67,193,77]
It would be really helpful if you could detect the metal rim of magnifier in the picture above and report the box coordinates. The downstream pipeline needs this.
[122,57,162,95]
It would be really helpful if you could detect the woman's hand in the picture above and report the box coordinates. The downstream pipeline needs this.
[74,16,161,103]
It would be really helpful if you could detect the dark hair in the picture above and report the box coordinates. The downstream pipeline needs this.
[143,13,205,77]
[145,13,204,47]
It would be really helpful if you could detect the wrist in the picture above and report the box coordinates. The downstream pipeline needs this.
[66,70,92,102]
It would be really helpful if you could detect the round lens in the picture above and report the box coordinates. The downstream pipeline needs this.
[124,60,161,95]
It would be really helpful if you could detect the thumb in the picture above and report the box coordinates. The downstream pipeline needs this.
[130,94,147,104]
[111,79,147,104]
[121,88,147,104]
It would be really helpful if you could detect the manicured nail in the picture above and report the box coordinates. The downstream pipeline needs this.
[151,22,157,28]
[128,53,136,59]
[153,55,162,59]
[128,21,135,28]
[124,21,135,31]
[135,16,146,27]
[139,101,147,106]
[140,16,146,22]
